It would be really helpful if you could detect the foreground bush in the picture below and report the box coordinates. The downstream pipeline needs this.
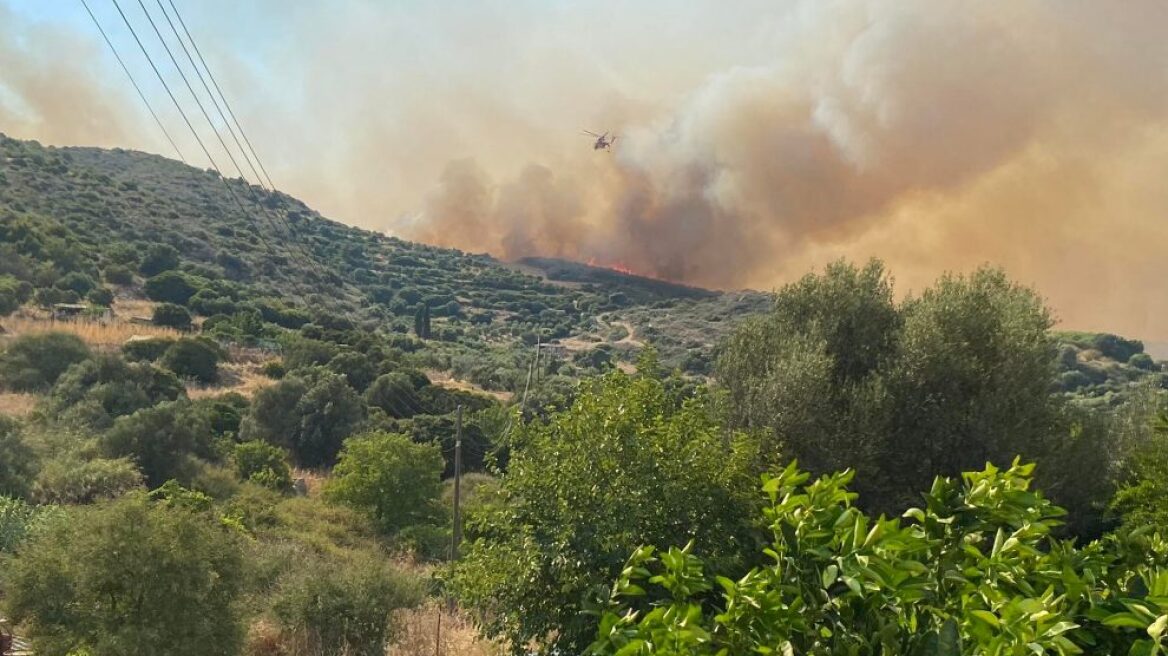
[3,495,245,656]
[271,554,424,656]
[590,461,1168,656]
[453,360,761,654]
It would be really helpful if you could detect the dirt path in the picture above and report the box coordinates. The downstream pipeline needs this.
[610,320,643,347]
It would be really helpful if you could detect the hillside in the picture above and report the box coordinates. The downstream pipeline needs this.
[0,134,767,389]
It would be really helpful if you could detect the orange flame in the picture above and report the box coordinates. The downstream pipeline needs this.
[587,257,644,278]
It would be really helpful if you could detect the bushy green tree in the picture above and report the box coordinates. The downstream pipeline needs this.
[161,337,220,383]
[4,495,244,656]
[152,302,193,330]
[718,261,1063,512]
[325,431,444,533]
[139,243,180,276]
[453,361,761,654]
[100,400,214,486]
[1111,407,1168,529]
[86,285,114,306]
[54,270,97,295]
[241,372,366,467]
[102,263,134,285]
[0,331,91,391]
[365,371,427,418]
[50,353,185,427]
[0,274,32,316]
[233,440,292,491]
[327,350,378,392]
[590,461,1168,656]
[144,270,205,305]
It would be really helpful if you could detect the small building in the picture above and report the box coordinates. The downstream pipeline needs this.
[52,303,90,320]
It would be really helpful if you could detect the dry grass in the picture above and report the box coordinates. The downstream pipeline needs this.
[425,370,514,403]
[0,302,181,350]
[186,362,277,400]
[388,602,503,656]
[0,392,39,417]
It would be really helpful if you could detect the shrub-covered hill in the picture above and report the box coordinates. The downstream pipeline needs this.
[0,133,770,385]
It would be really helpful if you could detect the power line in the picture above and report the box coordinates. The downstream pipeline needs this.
[129,0,329,279]
[108,0,281,258]
[152,0,264,188]
[160,0,333,283]
[79,0,186,162]
[165,0,275,190]
[145,0,333,282]
[133,0,255,190]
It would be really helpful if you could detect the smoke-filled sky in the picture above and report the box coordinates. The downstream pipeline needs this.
[2,1,1167,339]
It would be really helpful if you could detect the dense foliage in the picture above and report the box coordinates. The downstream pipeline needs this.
[590,461,1168,656]
[4,495,245,656]
[453,358,763,654]
[326,431,445,533]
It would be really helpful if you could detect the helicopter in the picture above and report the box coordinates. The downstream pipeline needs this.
[582,130,617,151]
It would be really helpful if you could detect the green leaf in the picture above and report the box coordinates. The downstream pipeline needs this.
[1148,614,1168,640]
[970,610,1000,628]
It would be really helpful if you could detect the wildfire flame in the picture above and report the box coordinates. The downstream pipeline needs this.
[587,258,643,278]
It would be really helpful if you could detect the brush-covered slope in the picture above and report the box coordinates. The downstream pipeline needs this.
[0,134,768,388]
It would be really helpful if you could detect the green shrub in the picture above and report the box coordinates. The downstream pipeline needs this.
[161,337,220,384]
[145,270,203,305]
[365,372,427,419]
[272,555,424,656]
[49,354,185,427]
[188,289,236,316]
[0,331,91,391]
[33,286,74,307]
[260,360,286,379]
[327,350,378,391]
[0,496,62,553]
[240,373,366,467]
[103,263,134,285]
[233,440,292,491]
[1094,333,1144,362]
[139,243,180,276]
[152,302,192,330]
[0,275,31,316]
[54,271,96,295]
[122,336,177,362]
[86,286,114,306]
[30,454,145,504]
[1130,352,1157,371]
[0,415,36,498]
[453,363,759,653]
[5,495,245,656]
[100,401,214,486]
[325,431,444,533]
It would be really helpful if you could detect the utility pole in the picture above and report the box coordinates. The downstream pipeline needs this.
[438,404,464,655]
[452,404,464,560]
[448,404,464,613]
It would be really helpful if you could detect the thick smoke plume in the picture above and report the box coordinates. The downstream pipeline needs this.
[2,1,1168,338]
